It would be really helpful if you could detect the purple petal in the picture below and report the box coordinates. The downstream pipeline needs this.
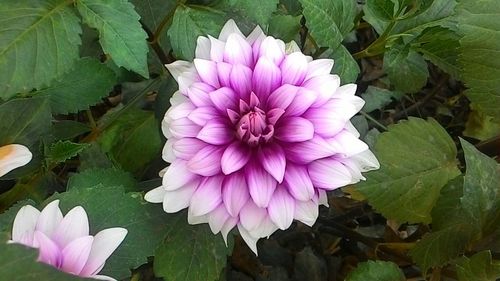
[302,74,340,107]
[80,228,127,276]
[222,172,250,217]
[61,235,94,275]
[284,163,315,201]
[304,59,334,80]
[302,108,348,138]
[257,143,286,183]
[258,36,285,65]
[194,59,220,88]
[197,120,233,145]
[239,200,267,231]
[33,231,61,267]
[266,84,299,110]
[162,160,199,190]
[169,117,201,138]
[274,117,314,142]
[187,145,224,176]
[284,87,316,116]
[268,186,295,230]
[189,176,224,216]
[245,160,277,207]
[163,179,199,212]
[281,52,308,85]
[208,204,231,234]
[217,62,232,87]
[252,57,282,99]
[172,138,206,160]
[12,205,40,244]
[165,101,195,121]
[188,106,220,126]
[35,200,63,237]
[53,206,89,248]
[308,158,353,190]
[284,135,335,164]
[230,64,252,99]
[224,33,253,67]
[209,87,238,112]
[187,82,214,107]
[221,142,251,175]
[267,108,285,125]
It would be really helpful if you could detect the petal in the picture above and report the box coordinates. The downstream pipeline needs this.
[274,117,314,142]
[162,179,199,213]
[144,186,166,203]
[266,84,299,110]
[53,206,90,248]
[302,108,348,138]
[239,200,267,231]
[248,215,278,238]
[162,138,175,163]
[165,61,192,82]
[302,74,340,107]
[162,160,199,191]
[187,82,214,107]
[221,142,251,175]
[33,231,62,267]
[91,275,116,281]
[80,228,127,276]
[304,59,334,80]
[12,205,40,244]
[221,216,238,246]
[222,172,250,217]
[61,236,93,275]
[169,117,201,138]
[333,83,358,98]
[35,200,63,237]
[224,33,253,67]
[268,186,295,230]
[257,143,286,183]
[258,36,285,65]
[350,149,380,172]
[326,130,369,157]
[172,138,206,160]
[178,71,200,93]
[209,87,238,112]
[195,36,211,59]
[245,161,277,207]
[207,204,230,234]
[194,59,220,88]
[294,199,319,227]
[0,144,32,177]
[283,87,317,116]
[209,35,225,62]
[188,107,221,126]
[318,189,329,207]
[284,135,335,164]
[308,158,353,190]
[187,211,209,225]
[281,52,308,85]
[197,120,234,145]
[165,102,195,121]
[237,223,259,255]
[252,57,282,99]
[246,25,266,45]
[229,64,253,99]
[189,176,224,216]
[219,19,244,42]
[217,62,232,87]
[284,163,315,201]
[187,145,224,176]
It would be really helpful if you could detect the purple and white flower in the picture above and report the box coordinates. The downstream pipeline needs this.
[10,200,127,280]
[0,144,32,177]
[145,20,379,254]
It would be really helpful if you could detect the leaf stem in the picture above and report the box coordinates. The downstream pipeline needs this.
[359,110,388,131]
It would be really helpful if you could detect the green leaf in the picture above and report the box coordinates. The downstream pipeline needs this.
[68,167,137,192]
[36,58,116,114]
[364,0,398,21]
[357,118,460,223]
[131,0,176,32]
[361,86,402,113]
[456,251,500,281]
[299,0,356,49]
[98,109,162,174]
[220,0,278,26]
[268,14,302,42]
[331,45,360,83]
[46,141,89,165]
[52,121,91,141]
[384,41,429,93]
[457,0,500,121]
[0,0,81,98]
[463,104,500,141]
[0,240,92,281]
[168,5,225,60]
[154,212,233,281]
[429,176,464,231]
[78,143,115,171]
[346,260,405,281]
[48,186,168,280]
[0,97,51,147]
[76,0,149,77]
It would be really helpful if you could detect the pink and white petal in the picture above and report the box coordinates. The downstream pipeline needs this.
[258,36,285,65]
[169,117,201,138]
[302,107,348,137]
[294,199,318,227]
[333,83,357,98]
[61,236,94,275]
[257,143,286,183]
[33,231,62,267]
[266,84,299,110]
[336,158,365,183]
[350,149,380,172]
[162,138,175,163]
[0,144,32,177]
[221,142,251,175]
[195,36,211,59]
[308,158,353,190]
[252,57,282,99]
[217,62,232,87]
[207,204,230,234]
[284,163,315,201]
[90,275,117,281]
[245,161,277,207]
[344,121,361,138]
[268,186,295,230]
[194,59,220,88]
[187,211,209,225]
[188,107,220,126]
[230,64,253,99]
[189,176,224,216]
[284,135,335,164]
[187,145,224,176]
[144,186,166,203]
[302,74,340,107]
[178,72,200,93]
[304,59,334,80]
[326,130,369,157]
[165,61,192,82]
[318,190,329,207]
[274,117,314,142]
[162,160,199,191]
[80,228,127,276]
[224,33,253,67]
[283,87,317,116]
[209,87,238,112]
[281,52,308,85]
[172,138,206,160]
[53,206,90,248]
[246,25,265,45]
[221,216,238,246]
[162,179,199,213]
[248,215,278,238]
[237,223,259,255]
[218,19,244,42]
[165,101,195,121]
[222,172,250,216]
[12,205,40,243]
[35,200,63,237]
[209,35,225,62]
[239,200,267,231]
[187,82,214,107]
[197,120,234,145]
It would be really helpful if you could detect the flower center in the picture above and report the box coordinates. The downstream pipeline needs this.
[236,107,274,146]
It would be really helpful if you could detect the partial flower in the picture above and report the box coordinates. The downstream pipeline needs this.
[145,19,379,254]
[0,144,32,177]
[10,200,127,280]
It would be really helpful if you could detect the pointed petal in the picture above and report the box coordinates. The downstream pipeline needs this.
[237,223,259,255]
[162,138,175,163]
[229,64,252,99]
[144,186,166,203]
[308,158,353,190]
[187,82,214,107]
[326,130,369,157]
[305,59,334,80]
[162,160,199,191]
[302,108,348,138]
[165,61,192,82]
[80,228,127,276]
[246,25,265,45]
[222,172,250,217]
[187,210,209,225]
[268,186,295,230]
[12,205,40,243]
[53,206,89,248]
[245,161,277,207]
[266,84,299,110]
[284,135,335,164]
[267,108,285,125]
[221,216,238,246]
[333,83,357,98]
[350,149,380,172]
[221,142,251,175]
[281,52,308,85]
[172,138,206,160]
[239,200,267,231]
[91,275,116,281]
[0,144,32,177]
[294,199,318,227]
[162,179,199,213]
[194,59,220,88]
[61,235,93,275]
[195,36,211,59]
[208,204,230,234]
[216,62,232,87]
[284,87,316,116]
[258,36,285,65]
[318,190,329,207]
[224,33,253,67]
[197,120,233,145]
[257,143,286,183]
[284,163,315,201]
[248,215,278,238]
[209,87,238,112]
[35,200,63,237]
[166,101,195,121]
[274,117,314,142]
[252,57,282,99]
[303,74,340,107]
[187,145,224,176]
[219,19,244,41]
[208,35,225,62]
[33,231,62,267]
[188,107,221,126]
[169,117,201,138]
[189,176,224,216]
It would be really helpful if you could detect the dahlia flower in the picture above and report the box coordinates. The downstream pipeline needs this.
[10,200,127,280]
[145,20,379,254]
[0,144,32,177]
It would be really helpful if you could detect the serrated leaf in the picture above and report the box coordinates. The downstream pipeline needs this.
[361,86,402,113]
[154,212,233,281]
[53,121,91,141]
[78,143,115,171]
[46,141,89,165]
[458,0,500,121]
[299,0,356,49]
[357,118,460,223]
[0,97,51,147]
[331,45,360,83]
[364,0,398,21]
[0,0,81,98]
[168,5,225,60]
[131,0,176,33]
[429,176,464,231]
[268,14,302,42]
[456,251,500,281]
[225,0,278,26]
[48,186,168,280]
[68,167,137,192]
[76,0,149,77]
[36,58,116,114]
[346,260,405,281]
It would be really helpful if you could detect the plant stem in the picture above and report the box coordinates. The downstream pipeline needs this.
[359,111,388,131]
